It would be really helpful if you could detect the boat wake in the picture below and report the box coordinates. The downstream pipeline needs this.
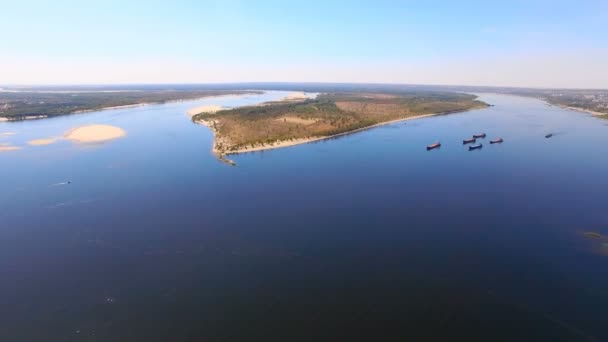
[47,198,95,209]
[49,181,71,187]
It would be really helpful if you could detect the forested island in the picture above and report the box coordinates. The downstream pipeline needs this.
[192,91,487,160]
[0,89,261,120]
[248,83,608,117]
[411,85,608,117]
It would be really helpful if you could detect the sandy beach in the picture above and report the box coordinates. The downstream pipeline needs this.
[186,105,226,117]
[64,124,126,143]
[0,116,47,122]
[561,105,607,117]
[282,92,311,101]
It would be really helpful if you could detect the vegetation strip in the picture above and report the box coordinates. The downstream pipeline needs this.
[0,90,262,120]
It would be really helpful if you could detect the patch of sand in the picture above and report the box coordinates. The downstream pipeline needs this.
[64,124,126,144]
[360,93,397,99]
[187,105,226,117]
[277,116,319,125]
[282,92,310,101]
[28,137,60,146]
[563,105,607,116]
[0,143,20,152]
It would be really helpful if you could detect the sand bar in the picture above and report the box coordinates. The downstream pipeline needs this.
[0,143,20,152]
[28,137,60,146]
[64,125,126,144]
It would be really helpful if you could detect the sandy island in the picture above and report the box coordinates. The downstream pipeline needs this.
[2,125,126,149]
[64,125,126,143]
[0,143,20,152]
[28,137,60,146]
[196,112,457,160]
[220,114,440,155]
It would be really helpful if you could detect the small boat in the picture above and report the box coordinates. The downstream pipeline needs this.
[463,137,476,144]
[584,232,602,239]
[426,142,441,150]
[490,138,503,144]
[545,133,553,138]
[468,143,483,150]
[473,133,486,138]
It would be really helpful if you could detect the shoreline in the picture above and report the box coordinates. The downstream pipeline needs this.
[558,104,607,117]
[197,104,487,162]
[186,104,227,117]
[0,91,264,122]
[75,91,264,114]
[474,92,607,117]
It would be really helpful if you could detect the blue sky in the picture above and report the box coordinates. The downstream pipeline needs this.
[1,0,607,87]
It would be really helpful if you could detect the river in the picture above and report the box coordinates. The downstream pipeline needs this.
[1,92,607,341]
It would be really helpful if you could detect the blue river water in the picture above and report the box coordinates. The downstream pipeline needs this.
[1,92,607,341]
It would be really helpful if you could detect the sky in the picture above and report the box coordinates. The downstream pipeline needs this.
[1,0,607,88]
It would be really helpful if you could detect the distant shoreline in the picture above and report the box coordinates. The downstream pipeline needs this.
[74,92,264,115]
[0,91,263,122]
[197,104,488,161]
[474,93,607,118]
[557,105,607,117]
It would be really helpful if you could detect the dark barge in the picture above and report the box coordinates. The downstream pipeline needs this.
[426,142,441,150]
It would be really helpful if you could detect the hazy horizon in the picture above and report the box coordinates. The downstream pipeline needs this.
[1,81,608,91]
[2,0,607,88]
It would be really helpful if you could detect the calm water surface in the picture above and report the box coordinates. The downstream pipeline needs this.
[1,92,607,341]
